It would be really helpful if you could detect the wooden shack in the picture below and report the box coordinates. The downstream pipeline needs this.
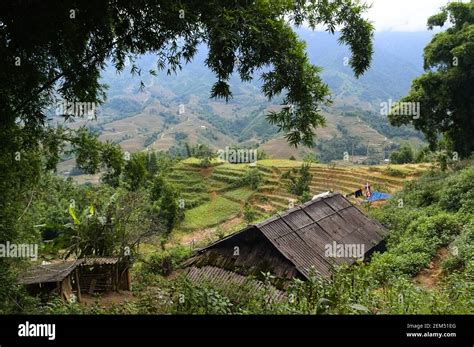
[19,257,131,302]
[78,257,131,293]
[185,193,388,284]
[19,260,83,302]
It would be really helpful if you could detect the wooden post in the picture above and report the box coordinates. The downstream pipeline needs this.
[89,278,97,294]
[126,268,131,291]
[114,264,119,291]
[57,281,62,300]
[75,268,82,302]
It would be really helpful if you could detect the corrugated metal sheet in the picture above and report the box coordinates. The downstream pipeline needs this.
[81,257,120,266]
[257,194,387,278]
[19,260,83,285]
[196,193,387,280]
[185,266,286,302]
[278,208,314,231]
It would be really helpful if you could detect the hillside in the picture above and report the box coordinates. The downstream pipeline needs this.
[53,31,432,164]
[163,159,430,248]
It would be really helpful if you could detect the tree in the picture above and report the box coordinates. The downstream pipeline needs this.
[146,151,159,176]
[1,0,373,146]
[389,1,474,158]
[123,152,148,191]
[71,128,125,187]
[390,143,414,164]
[239,168,264,190]
[64,188,164,258]
[150,176,183,233]
[185,143,217,167]
[100,141,125,187]
[73,128,102,174]
[286,162,313,197]
[243,203,258,224]
[257,149,268,161]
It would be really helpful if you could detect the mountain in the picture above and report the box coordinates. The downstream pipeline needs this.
[300,30,433,106]
[58,30,434,167]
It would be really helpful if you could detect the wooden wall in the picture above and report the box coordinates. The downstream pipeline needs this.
[192,227,302,282]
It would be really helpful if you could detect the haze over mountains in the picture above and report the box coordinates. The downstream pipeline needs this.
[64,30,434,162]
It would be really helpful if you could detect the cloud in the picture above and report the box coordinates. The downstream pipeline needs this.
[364,0,459,32]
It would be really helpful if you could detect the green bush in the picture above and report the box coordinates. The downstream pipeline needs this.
[238,168,263,190]
[438,167,474,212]
[243,204,258,224]
[390,143,414,164]
[384,167,407,177]
[144,246,192,276]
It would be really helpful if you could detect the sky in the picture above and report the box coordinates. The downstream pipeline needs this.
[364,0,464,31]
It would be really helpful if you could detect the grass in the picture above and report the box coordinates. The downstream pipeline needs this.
[257,159,306,168]
[180,157,215,165]
[222,188,254,203]
[180,196,242,230]
[216,163,249,171]
[210,173,241,183]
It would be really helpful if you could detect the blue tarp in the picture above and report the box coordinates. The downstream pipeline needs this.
[366,191,392,202]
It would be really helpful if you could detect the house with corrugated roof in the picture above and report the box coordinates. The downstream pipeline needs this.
[184,193,387,286]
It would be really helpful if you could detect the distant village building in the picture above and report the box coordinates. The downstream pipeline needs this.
[184,193,387,286]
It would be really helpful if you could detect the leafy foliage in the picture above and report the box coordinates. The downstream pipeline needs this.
[184,143,216,168]
[389,143,414,164]
[123,153,148,191]
[143,246,191,276]
[284,162,313,197]
[238,168,264,190]
[389,1,474,157]
[243,203,259,224]
[150,176,184,233]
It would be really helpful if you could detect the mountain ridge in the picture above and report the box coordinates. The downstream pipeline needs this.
[59,30,433,165]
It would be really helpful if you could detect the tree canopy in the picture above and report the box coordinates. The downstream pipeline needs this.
[1,0,373,146]
[389,1,474,158]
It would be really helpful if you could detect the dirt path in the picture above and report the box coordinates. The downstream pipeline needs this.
[201,166,214,178]
[169,216,244,248]
[413,247,449,289]
[80,291,135,308]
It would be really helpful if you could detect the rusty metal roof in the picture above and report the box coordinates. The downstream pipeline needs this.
[19,260,83,285]
[198,193,387,279]
[257,193,387,278]
[185,265,286,302]
[19,257,122,285]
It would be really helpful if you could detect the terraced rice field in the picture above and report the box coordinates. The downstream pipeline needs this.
[168,159,431,239]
